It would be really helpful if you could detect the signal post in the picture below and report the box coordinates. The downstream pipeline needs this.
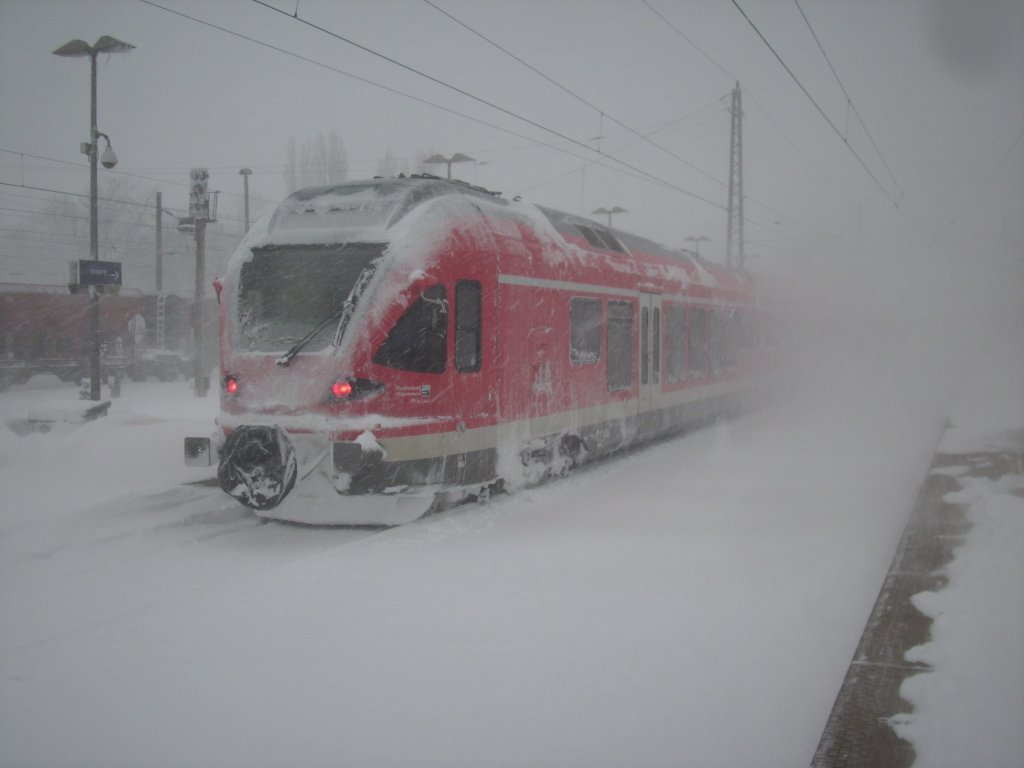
[183,168,215,397]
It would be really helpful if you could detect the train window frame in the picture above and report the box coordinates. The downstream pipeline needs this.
[569,296,602,365]
[373,284,448,374]
[455,279,482,373]
[606,299,634,393]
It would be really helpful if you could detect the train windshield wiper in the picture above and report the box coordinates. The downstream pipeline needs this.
[274,262,377,367]
[275,302,348,367]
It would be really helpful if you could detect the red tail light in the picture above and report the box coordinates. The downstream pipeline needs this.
[225,375,239,395]
[328,377,385,402]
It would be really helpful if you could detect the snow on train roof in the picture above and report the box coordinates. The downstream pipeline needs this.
[253,176,749,293]
[263,176,504,246]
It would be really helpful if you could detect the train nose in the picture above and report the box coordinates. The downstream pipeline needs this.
[217,425,298,510]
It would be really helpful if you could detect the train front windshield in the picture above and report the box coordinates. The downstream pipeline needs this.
[236,244,383,354]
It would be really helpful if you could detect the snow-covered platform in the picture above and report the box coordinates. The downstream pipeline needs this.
[811,428,1024,768]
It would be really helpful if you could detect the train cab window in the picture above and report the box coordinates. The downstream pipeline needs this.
[373,284,447,373]
[570,297,602,364]
[666,305,686,382]
[455,280,482,372]
[606,300,634,392]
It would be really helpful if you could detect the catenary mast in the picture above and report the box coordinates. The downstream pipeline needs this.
[726,82,745,270]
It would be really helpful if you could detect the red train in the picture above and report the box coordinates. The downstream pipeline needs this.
[186,176,776,524]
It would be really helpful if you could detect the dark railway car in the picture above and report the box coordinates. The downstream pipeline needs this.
[186,176,775,524]
[0,284,142,388]
[0,284,217,388]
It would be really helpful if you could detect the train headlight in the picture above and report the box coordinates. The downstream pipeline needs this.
[332,380,353,399]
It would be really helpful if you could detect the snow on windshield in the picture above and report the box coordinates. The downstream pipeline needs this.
[236,244,382,354]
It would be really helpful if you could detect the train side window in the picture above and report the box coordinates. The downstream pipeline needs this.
[576,225,605,249]
[373,284,447,373]
[666,305,686,382]
[652,307,660,384]
[606,300,634,392]
[455,280,482,372]
[641,307,649,385]
[569,297,601,364]
[689,307,707,377]
[640,305,661,386]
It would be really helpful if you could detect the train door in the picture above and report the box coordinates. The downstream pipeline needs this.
[639,292,661,413]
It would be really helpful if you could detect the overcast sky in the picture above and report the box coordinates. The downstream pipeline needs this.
[1,0,1021,275]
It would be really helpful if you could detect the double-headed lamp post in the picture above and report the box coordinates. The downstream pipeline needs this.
[591,206,627,228]
[53,35,135,401]
[423,153,475,180]
[684,235,710,258]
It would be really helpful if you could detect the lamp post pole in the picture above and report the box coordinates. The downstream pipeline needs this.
[53,36,135,401]
[239,168,252,233]
[86,47,101,401]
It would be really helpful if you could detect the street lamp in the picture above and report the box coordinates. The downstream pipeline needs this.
[238,168,252,233]
[591,206,627,227]
[423,152,475,180]
[684,235,710,257]
[54,35,135,401]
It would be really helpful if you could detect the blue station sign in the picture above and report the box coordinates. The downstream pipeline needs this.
[77,259,123,286]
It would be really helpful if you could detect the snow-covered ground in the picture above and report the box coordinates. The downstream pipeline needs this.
[1,312,1021,766]
[889,373,1024,768]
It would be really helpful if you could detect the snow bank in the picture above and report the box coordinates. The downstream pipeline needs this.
[888,326,1024,766]
[891,473,1024,767]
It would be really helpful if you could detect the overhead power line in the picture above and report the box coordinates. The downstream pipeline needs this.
[729,0,901,210]
[941,126,1024,231]
[640,1,838,230]
[0,181,245,231]
[137,0,720,209]
[0,147,280,206]
[420,0,722,187]
[248,0,724,209]
[792,0,910,210]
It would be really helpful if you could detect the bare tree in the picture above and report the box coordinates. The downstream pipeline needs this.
[285,131,349,192]
[414,147,438,176]
[375,146,399,178]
